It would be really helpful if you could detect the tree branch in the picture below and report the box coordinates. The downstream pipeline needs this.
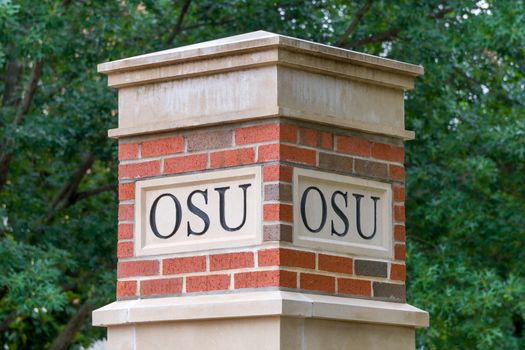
[13,61,43,127]
[46,152,95,222]
[165,0,192,46]
[1,59,22,108]
[347,27,400,49]
[49,302,94,350]
[336,0,373,47]
[73,183,116,203]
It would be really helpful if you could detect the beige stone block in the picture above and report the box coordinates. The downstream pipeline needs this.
[107,325,135,350]
[99,31,423,140]
[134,166,262,256]
[135,317,281,350]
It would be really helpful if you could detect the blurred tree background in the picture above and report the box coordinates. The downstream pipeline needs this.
[0,0,524,348]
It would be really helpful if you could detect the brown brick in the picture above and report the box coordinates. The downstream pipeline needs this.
[263,224,293,242]
[163,256,206,275]
[210,148,255,168]
[373,282,405,302]
[116,280,137,298]
[263,203,293,222]
[164,154,207,174]
[118,260,159,278]
[394,205,405,222]
[236,123,297,144]
[393,186,405,202]
[118,204,134,221]
[390,264,406,281]
[394,244,406,260]
[234,270,296,289]
[354,260,387,278]
[210,252,254,271]
[389,165,405,181]
[300,273,335,293]
[371,143,404,163]
[318,153,353,173]
[187,129,232,151]
[141,136,184,157]
[140,278,182,296]
[258,248,315,269]
[119,160,160,179]
[117,242,133,258]
[263,164,293,182]
[186,274,230,292]
[118,224,133,240]
[354,159,388,179]
[264,183,292,202]
[318,254,353,275]
[258,144,316,165]
[338,278,371,297]
[119,143,138,160]
[336,135,371,157]
[394,225,406,241]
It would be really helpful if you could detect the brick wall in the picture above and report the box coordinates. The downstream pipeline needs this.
[116,118,406,302]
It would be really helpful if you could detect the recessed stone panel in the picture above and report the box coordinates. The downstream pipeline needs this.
[135,167,262,256]
[293,168,392,258]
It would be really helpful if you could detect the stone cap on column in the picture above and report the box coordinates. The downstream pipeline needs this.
[98,31,423,140]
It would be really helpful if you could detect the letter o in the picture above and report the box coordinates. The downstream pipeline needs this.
[300,186,327,233]
[149,193,182,239]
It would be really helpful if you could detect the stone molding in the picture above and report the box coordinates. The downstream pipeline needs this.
[93,290,429,328]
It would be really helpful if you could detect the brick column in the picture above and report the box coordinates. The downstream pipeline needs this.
[93,31,428,350]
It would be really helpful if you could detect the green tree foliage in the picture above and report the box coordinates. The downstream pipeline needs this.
[0,0,523,348]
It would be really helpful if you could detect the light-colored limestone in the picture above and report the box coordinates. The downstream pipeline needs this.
[293,168,392,258]
[92,290,428,328]
[98,31,423,140]
[134,166,262,256]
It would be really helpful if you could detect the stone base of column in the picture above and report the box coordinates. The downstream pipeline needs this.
[94,291,428,349]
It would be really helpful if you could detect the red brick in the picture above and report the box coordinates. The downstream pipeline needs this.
[118,260,159,278]
[235,270,296,289]
[300,273,335,293]
[299,128,317,147]
[186,274,230,293]
[118,224,133,240]
[119,143,138,160]
[389,165,405,181]
[118,183,134,201]
[258,144,316,165]
[210,252,254,271]
[336,135,371,157]
[116,280,137,298]
[394,244,406,260]
[164,154,207,174]
[371,143,404,163]
[119,160,160,179]
[390,264,406,281]
[394,225,406,241]
[118,204,134,221]
[210,148,255,168]
[141,136,184,157]
[263,203,293,222]
[140,278,182,296]
[263,164,293,182]
[235,123,297,144]
[318,254,353,275]
[163,256,206,275]
[187,130,232,151]
[117,242,133,258]
[338,278,371,297]
[394,205,405,222]
[320,132,333,150]
[258,248,315,269]
[393,186,405,202]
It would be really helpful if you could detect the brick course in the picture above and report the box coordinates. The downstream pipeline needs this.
[115,119,407,301]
